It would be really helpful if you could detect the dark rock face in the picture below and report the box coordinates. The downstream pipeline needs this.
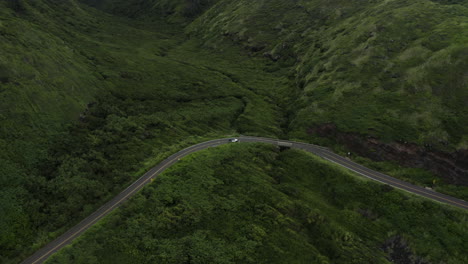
[308,123,468,186]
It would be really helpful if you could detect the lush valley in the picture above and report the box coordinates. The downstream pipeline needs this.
[0,0,467,263]
[0,1,288,262]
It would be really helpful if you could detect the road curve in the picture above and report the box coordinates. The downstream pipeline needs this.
[22,136,468,264]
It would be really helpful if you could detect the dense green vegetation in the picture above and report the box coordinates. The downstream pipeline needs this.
[46,144,468,264]
[1,0,467,263]
[186,0,468,148]
[83,0,219,20]
[0,2,288,263]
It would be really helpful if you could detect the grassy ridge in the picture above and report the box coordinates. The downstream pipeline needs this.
[46,144,468,264]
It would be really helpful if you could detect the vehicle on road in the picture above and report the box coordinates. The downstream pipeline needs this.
[22,136,468,264]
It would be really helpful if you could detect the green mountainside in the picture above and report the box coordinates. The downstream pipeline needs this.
[91,0,468,146]
[91,0,468,187]
[0,0,467,263]
[1,1,288,262]
[46,144,467,264]
[82,0,219,20]
[184,0,468,147]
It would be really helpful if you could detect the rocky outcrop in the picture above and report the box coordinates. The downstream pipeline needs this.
[308,123,468,186]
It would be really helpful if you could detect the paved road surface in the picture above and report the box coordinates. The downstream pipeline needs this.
[22,136,468,264]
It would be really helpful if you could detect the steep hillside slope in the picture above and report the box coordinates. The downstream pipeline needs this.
[46,144,468,264]
[81,0,219,21]
[188,0,468,146]
[0,0,98,147]
[86,0,468,183]
[1,3,103,260]
[185,0,468,184]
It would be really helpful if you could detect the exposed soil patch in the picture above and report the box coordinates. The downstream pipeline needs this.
[308,123,468,186]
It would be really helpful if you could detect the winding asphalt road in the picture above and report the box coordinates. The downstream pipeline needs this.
[21,136,468,264]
